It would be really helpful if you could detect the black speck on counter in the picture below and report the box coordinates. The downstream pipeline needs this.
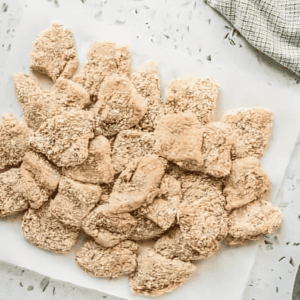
[53,287,56,295]
[276,287,278,293]
[7,44,11,51]
[164,34,170,39]
[187,26,189,32]
[19,282,23,287]
[229,38,236,45]
[54,0,59,7]
[2,3,8,13]
[208,19,211,24]
[225,25,231,30]
[40,277,50,292]
[232,29,236,36]
[279,256,285,261]
[264,240,273,245]
[293,243,300,246]
[286,242,290,245]
[224,33,229,39]
[206,55,211,61]
[27,285,34,291]
[135,9,138,13]
[290,257,295,267]
[199,48,201,52]
[81,0,86,3]
[194,2,196,9]
[103,296,107,299]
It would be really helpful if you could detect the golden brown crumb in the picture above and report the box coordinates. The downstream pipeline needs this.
[131,61,164,131]
[200,122,234,177]
[20,151,60,209]
[28,110,95,167]
[226,198,282,245]
[129,246,197,297]
[223,157,271,211]
[154,113,204,171]
[111,130,156,174]
[0,168,28,217]
[73,42,131,100]
[14,73,91,131]
[76,239,138,278]
[108,155,166,213]
[49,177,102,228]
[82,204,138,247]
[62,135,114,184]
[154,227,206,262]
[30,23,78,82]
[178,172,228,257]
[22,202,79,254]
[165,77,219,125]
[137,175,181,230]
[222,107,273,159]
[92,75,147,137]
[0,113,32,170]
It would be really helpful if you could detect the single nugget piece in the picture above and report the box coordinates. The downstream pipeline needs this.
[223,157,271,211]
[49,177,102,228]
[226,198,282,246]
[131,61,164,131]
[20,151,60,209]
[30,23,78,82]
[129,247,197,297]
[93,75,147,137]
[0,113,32,170]
[76,239,138,278]
[82,204,138,247]
[222,107,273,159]
[108,155,166,213]
[0,169,28,217]
[22,202,79,253]
[112,130,156,174]
[63,135,114,184]
[137,175,181,230]
[154,227,204,262]
[28,110,95,167]
[73,42,131,100]
[165,77,219,125]
[200,122,234,178]
[14,73,91,131]
[128,210,165,241]
[178,173,228,257]
[154,113,204,171]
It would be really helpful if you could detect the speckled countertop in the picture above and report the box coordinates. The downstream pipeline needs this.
[1,1,300,300]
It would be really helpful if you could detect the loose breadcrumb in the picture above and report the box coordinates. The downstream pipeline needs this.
[108,155,166,213]
[178,173,228,257]
[63,135,114,184]
[222,107,273,159]
[73,42,131,100]
[22,202,79,254]
[154,113,204,171]
[0,113,32,170]
[30,23,78,82]
[226,198,282,246]
[82,204,138,248]
[165,77,219,125]
[49,177,102,228]
[93,75,147,137]
[20,151,60,209]
[137,175,181,230]
[129,247,197,297]
[131,61,164,131]
[154,227,205,262]
[111,130,156,174]
[224,157,271,211]
[28,110,95,167]
[0,168,28,217]
[76,239,138,278]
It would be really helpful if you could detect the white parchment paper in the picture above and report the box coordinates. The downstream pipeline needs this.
[0,0,299,299]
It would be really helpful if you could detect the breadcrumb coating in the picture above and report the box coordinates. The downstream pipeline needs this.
[22,202,79,254]
[165,77,219,125]
[224,157,271,211]
[0,168,28,217]
[131,61,164,131]
[93,75,147,137]
[111,130,156,174]
[30,23,78,82]
[49,177,102,228]
[20,151,60,209]
[222,107,273,159]
[154,113,204,171]
[0,113,32,170]
[226,198,282,245]
[28,110,95,167]
[73,42,131,100]
[129,247,197,297]
[76,239,138,278]
[62,135,114,184]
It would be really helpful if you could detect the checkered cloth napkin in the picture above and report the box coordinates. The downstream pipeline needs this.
[206,0,300,75]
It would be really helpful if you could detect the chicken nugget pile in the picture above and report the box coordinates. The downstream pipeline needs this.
[0,23,282,297]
